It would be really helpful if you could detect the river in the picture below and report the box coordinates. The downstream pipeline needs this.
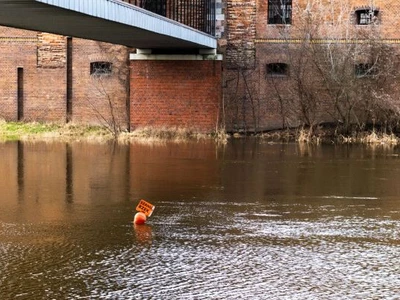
[0,139,399,299]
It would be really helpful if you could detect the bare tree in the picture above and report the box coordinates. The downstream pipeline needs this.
[270,0,400,134]
[224,39,265,134]
[86,42,131,137]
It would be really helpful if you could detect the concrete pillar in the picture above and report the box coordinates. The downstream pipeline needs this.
[130,52,223,133]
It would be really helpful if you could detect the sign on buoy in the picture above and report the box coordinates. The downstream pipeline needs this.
[136,199,155,217]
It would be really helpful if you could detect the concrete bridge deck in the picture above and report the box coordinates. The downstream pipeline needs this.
[0,0,217,49]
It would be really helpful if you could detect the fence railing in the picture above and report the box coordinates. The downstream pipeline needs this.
[123,0,215,36]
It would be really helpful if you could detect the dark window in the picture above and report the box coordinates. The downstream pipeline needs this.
[268,0,292,24]
[266,63,289,77]
[355,63,377,77]
[356,9,379,25]
[90,61,112,76]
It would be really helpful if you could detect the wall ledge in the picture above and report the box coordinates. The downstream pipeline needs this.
[130,53,223,61]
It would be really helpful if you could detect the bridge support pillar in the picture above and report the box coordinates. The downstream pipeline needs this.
[130,52,223,133]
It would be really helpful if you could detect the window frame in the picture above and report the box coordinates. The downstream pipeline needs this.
[90,61,113,76]
[354,63,377,78]
[355,8,379,25]
[266,63,289,78]
[268,0,293,25]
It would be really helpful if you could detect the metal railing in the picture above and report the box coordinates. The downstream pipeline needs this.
[123,0,216,36]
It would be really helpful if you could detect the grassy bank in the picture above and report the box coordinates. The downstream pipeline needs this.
[1,121,398,145]
[0,121,113,142]
[0,121,228,143]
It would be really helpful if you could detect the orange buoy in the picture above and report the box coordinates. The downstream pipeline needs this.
[134,212,147,225]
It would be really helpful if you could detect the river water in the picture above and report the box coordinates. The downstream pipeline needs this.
[0,139,399,299]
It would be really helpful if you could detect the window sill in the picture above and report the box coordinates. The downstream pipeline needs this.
[267,24,292,27]
[266,75,289,80]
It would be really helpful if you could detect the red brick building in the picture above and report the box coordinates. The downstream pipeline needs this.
[1,0,400,134]
[0,24,222,133]
[223,0,400,132]
[0,27,130,129]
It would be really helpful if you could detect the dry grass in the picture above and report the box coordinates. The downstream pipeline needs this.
[119,126,228,144]
[255,126,400,146]
[338,131,399,145]
[259,129,295,142]
[296,129,321,144]
[5,121,397,146]
[0,121,228,144]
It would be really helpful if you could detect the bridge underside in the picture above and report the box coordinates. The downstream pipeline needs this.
[0,0,216,49]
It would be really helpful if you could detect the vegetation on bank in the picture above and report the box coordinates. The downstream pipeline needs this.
[258,127,400,145]
[1,120,399,146]
[0,121,111,142]
[0,121,229,143]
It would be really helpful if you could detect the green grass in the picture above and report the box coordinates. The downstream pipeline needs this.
[0,121,111,141]
[1,122,60,134]
[0,122,58,140]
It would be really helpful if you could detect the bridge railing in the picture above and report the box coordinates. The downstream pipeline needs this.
[123,0,216,36]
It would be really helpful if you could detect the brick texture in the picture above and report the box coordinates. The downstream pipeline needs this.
[0,28,66,122]
[223,0,400,132]
[130,59,222,133]
[225,0,256,68]
[0,26,130,128]
[37,33,66,68]
[3,1,399,133]
[69,39,130,129]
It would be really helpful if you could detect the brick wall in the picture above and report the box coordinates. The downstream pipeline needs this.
[256,0,400,40]
[69,39,130,129]
[225,0,256,68]
[0,27,66,122]
[222,0,400,132]
[0,26,130,127]
[130,59,222,133]
[37,33,66,68]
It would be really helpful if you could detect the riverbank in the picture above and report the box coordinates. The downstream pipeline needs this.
[1,121,399,145]
[259,127,400,145]
[0,121,228,143]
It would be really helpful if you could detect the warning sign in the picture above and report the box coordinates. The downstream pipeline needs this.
[136,199,155,217]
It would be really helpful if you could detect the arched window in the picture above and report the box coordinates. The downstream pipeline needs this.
[90,61,112,76]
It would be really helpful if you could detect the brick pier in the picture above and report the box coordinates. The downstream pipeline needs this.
[130,52,223,133]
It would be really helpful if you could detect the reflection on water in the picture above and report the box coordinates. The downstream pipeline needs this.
[0,140,400,298]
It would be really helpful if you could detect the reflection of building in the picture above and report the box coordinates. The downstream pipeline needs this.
[1,1,399,133]
[0,141,131,221]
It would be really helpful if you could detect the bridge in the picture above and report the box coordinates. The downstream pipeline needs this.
[0,0,217,50]
[0,0,222,133]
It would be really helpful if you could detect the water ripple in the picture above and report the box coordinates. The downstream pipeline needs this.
[2,200,400,299]
[71,208,400,299]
